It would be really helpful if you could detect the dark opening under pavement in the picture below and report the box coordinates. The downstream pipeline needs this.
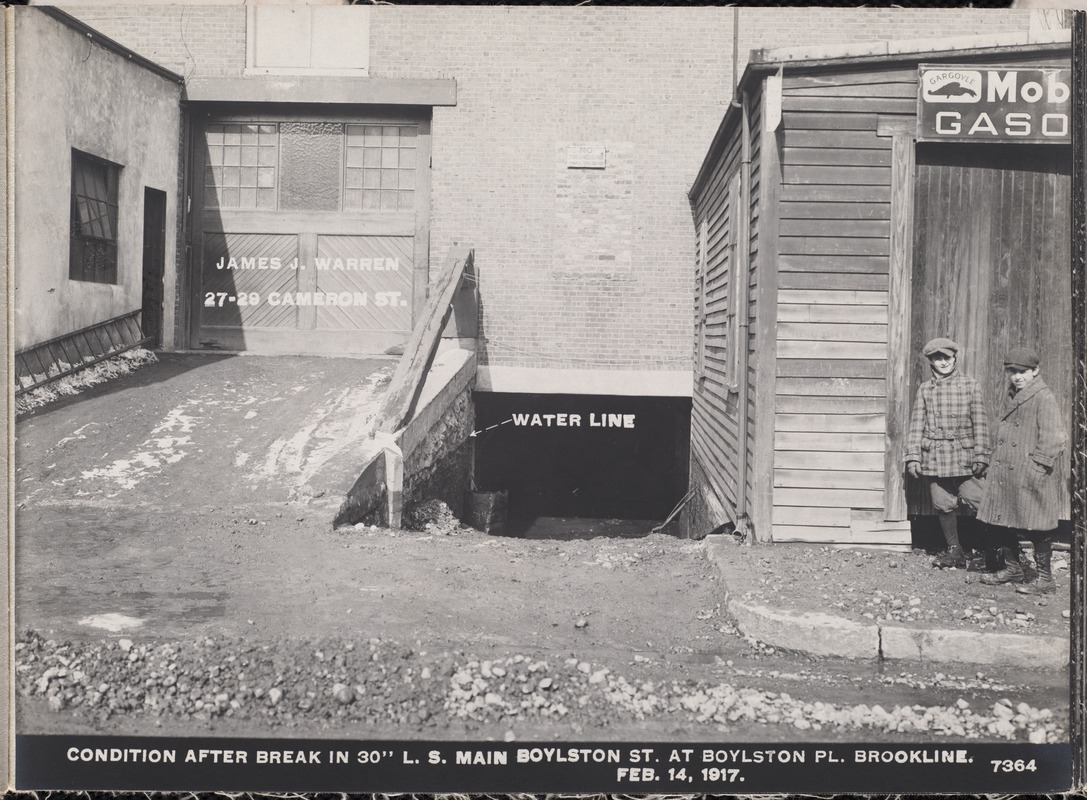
[472,392,691,539]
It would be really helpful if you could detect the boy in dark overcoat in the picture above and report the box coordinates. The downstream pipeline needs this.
[978,347,1066,592]
[904,338,991,568]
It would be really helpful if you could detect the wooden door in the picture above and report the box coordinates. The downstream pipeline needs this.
[189,110,431,355]
[911,143,1072,516]
[141,187,167,348]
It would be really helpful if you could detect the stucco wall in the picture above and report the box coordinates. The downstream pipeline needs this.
[12,9,181,351]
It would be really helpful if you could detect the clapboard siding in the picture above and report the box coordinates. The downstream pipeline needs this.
[782,165,891,185]
[766,64,911,542]
[778,322,887,342]
[779,218,890,238]
[775,450,885,471]
[780,201,890,220]
[779,273,888,291]
[688,82,768,537]
[777,304,888,324]
[778,289,887,305]
[776,395,886,414]
[775,487,885,509]
[774,469,885,491]
[776,376,886,396]
[783,129,892,150]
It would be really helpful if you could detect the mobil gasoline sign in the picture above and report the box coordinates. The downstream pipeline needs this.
[917,64,1071,143]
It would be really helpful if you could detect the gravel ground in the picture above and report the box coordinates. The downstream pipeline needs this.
[724,540,1071,637]
[15,627,1064,743]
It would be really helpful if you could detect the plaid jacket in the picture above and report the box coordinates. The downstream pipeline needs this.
[904,371,992,477]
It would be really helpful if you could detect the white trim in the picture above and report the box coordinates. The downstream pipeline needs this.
[754,29,1070,67]
[476,366,693,397]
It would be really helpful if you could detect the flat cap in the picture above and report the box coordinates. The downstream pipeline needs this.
[1004,347,1040,370]
[922,337,959,358]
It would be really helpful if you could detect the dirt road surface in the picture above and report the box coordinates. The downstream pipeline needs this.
[13,354,1069,743]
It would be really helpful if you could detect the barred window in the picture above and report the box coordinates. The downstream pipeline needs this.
[344,124,417,211]
[69,150,120,284]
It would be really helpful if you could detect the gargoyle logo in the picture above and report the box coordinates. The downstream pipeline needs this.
[922,70,982,104]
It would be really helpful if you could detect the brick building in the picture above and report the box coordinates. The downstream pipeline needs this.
[13,5,1041,526]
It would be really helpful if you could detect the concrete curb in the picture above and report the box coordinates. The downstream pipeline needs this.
[703,539,1070,669]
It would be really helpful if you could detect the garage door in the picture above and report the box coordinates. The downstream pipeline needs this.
[190,111,431,354]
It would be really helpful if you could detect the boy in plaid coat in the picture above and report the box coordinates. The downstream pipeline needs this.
[905,338,991,568]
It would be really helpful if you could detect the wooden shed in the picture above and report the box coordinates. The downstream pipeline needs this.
[687,31,1073,546]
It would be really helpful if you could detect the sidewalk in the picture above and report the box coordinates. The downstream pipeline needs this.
[704,537,1071,669]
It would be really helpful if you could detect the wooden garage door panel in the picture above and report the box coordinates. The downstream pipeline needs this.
[314,235,413,330]
[200,233,300,328]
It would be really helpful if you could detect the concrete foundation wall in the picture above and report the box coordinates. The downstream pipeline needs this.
[396,348,477,519]
[402,390,474,519]
[12,9,181,351]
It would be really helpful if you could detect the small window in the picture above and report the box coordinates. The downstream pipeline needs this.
[69,150,120,284]
[344,124,417,211]
[204,123,278,210]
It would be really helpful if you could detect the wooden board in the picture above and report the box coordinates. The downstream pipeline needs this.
[781,112,878,131]
[776,394,887,414]
[783,129,891,150]
[777,289,888,306]
[774,469,885,491]
[784,81,918,99]
[784,147,892,167]
[777,359,886,379]
[779,219,890,239]
[782,184,889,203]
[774,449,885,472]
[772,505,851,527]
[776,376,886,396]
[771,524,910,545]
[373,246,472,434]
[775,431,885,452]
[782,96,915,114]
[778,322,887,343]
[775,412,886,433]
[780,200,890,220]
[778,273,889,292]
[773,487,885,509]
[783,70,919,90]
[777,304,888,324]
[782,165,891,186]
[778,237,889,257]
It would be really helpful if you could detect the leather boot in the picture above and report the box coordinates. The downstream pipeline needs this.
[981,547,1025,585]
[1016,541,1055,595]
[932,545,967,569]
[932,514,965,568]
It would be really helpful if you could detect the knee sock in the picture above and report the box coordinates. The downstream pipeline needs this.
[937,513,960,549]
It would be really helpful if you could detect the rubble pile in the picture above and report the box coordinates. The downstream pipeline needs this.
[15,631,1064,743]
[402,499,467,537]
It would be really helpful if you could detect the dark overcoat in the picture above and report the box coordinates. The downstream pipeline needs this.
[977,378,1066,531]
[904,371,992,477]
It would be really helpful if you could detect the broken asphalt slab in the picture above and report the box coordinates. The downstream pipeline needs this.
[703,539,1071,669]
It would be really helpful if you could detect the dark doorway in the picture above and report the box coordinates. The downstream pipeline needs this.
[473,392,691,537]
[141,187,167,348]
[911,142,1072,516]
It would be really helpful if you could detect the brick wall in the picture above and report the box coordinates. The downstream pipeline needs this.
[64,5,1032,372]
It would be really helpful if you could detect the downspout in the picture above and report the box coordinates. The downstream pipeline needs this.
[734,88,754,541]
